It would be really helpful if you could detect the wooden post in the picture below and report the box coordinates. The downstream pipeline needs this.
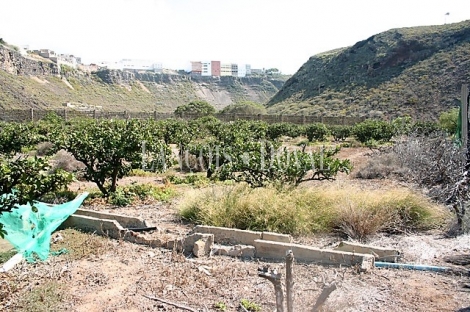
[93,110,96,119]
[30,108,34,122]
[286,250,294,312]
[462,85,469,149]
[154,110,158,120]
[258,267,284,312]
[63,108,67,121]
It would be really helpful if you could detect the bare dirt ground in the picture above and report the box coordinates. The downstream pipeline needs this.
[2,147,470,311]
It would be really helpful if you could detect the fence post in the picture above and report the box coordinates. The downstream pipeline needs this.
[93,110,96,119]
[63,108,67,121]
[30,108,34,122]
[154,110,157,120]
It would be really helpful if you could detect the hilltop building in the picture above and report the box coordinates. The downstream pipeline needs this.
[190,61,252,77]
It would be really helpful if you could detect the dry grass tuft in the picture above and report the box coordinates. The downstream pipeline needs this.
[179,183,451,239]
[51,149,85,175]
[50,228,110,260]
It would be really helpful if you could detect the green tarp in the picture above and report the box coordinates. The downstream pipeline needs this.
[0,193,88,262]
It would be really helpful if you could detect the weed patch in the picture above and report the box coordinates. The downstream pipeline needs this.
[180,183,450,238]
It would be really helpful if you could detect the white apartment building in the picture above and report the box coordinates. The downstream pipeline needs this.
[220,63,232,76]
[237,63,247,77]
[121,59,163,72]
[201,61,212,76]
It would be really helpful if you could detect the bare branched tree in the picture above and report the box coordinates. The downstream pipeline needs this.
[389,131,468,232]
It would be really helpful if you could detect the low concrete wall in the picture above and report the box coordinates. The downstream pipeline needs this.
[74,209,149,228]
[192,226,293,245]
[60,214,125,238]
[192,225,262,245]
[335,241,400,262]
[254,240,375,270]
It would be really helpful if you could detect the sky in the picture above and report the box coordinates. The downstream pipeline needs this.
[0,0,469,74]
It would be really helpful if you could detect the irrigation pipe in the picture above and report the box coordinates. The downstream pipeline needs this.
[375,261,450,272]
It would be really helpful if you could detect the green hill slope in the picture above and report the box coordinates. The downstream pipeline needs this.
[268,20,470,119]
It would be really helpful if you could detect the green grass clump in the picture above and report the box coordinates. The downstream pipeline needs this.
[108,183,176,206]
[179,183,450,239]
[16,281,66,312]
[240,299,261,312]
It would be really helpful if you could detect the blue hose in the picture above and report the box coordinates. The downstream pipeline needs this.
[375,261,450,272]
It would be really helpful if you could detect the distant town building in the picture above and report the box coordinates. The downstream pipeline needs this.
[211,61,221,76]
[231,64,238,77]
[220,63,232,76]
[201,61,212,76]
[32,49,81,71]
[190,60,253,77]
[121,59,162,72]
[191,61,202,76]
[95,59,163,72]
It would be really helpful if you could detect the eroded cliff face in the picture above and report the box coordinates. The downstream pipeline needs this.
[0,45,283,111]
[0,45,59,76]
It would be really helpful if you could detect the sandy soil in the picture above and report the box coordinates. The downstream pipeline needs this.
[2,147,470,311]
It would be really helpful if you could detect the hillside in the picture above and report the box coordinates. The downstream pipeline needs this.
[0,45,285,112]
[268,20,470,119]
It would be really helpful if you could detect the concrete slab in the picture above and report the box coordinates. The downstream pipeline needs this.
[192,225,262,245]
[74,209,150,229]
[262,231,292,243]
[254,240,375,270]
[335,241,400,262]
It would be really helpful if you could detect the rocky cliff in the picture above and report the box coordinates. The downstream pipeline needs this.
[0,45,284,111]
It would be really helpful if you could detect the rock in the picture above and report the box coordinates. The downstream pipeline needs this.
[167,233,214,255]
[193,239,208,258]
[211,244,255,258]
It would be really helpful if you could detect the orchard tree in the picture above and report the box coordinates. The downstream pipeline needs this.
[56,119,169,196]
[174,100,216,117]
[220,101,267,115]
[0,156,73,238]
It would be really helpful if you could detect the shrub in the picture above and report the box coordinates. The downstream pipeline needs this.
[179,184,447,237]
[220,101,267,115]
[329,125,352,141]
[108,184,176,206]
[267,123,304,140]
[36,141,55,156]
[439,107,459,135]
[174,100,216,117]
[0,156,73,237]
[353,120,394,143]
[51,149,85,174]
[305,123,329,142]
[353,153,405,179]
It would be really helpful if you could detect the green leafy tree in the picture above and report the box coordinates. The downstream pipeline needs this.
[220,101,267,115]
[353,120,394,144]
[55,119,166,196]
[439,107,459,135]
[174,100,216,117]
[0,122,39,155]
[328,125,352,141]
[305,123,330,142]
[0,156,73,237]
